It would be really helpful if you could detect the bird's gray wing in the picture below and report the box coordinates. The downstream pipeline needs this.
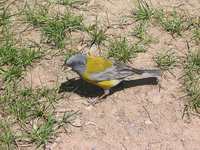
[89,63,136,81]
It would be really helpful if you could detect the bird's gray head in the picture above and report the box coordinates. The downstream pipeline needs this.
[64,54,86,74]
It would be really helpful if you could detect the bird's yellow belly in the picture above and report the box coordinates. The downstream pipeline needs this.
[93,80,120,89]
[82,75,120,89]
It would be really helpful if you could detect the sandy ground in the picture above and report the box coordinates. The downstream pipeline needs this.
[22,0,200,149]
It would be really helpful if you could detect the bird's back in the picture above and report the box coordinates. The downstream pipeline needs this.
[84,56,113,74]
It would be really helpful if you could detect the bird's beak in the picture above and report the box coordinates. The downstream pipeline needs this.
[62,64,72,71]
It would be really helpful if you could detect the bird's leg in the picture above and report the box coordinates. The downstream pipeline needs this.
[87,89,110,105]
[99,89,110,99]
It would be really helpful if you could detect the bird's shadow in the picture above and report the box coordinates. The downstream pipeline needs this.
[59,77,159,98]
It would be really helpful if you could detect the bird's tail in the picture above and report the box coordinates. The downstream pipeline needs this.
[139,69,161,78]
[124,68,161,81]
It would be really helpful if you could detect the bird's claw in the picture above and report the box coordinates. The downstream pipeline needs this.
[87,90,110,106]
[87,97,100,106]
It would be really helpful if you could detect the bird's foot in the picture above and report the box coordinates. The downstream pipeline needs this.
[87,97,99,105]
[87,89,110,106]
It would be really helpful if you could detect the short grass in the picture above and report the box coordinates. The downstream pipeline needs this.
[154,9,183,35]
[133,22,147,39]
[24,4,49,27]
[133,0,154,22]
[108,38,132,62]
[192,27,200,44]
[0,9,42,81]
[0,84,79,148]
[132,22,152,44]
[24,4,84,48]
[7,88,58,122]
[0,7,11,27]
[0,32,41,82]
[0,3,80,148]
[42,13,83,48]
[26,115,56,147]
[154,50,177,70]
[108,37,146,62]
[86,22,107,47]
[52,0,86,6]
[184,49,200,110]
[0,120,16,150]
[0,29,76,149]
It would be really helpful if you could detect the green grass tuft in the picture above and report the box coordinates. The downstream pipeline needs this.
[52,0,86,6]
[0,84,79,148]
[132,22,152,44]
[42,14,83,48]
[133,23,147,39]
[0,38,41,81]
[1,88,59,122]
[132,43,146,53]
[0,8,11,27]
[153,9,164,21]
[24,4,49,27]
[26,115,56,147]
[108,38,146,62]
[184,49,200,110]
[24,3,84,48]
[154,50,177,70]
[192,27,200,43]
[155,10,183,35]
[86,23,107,46]
[133,0,154,22]
[0,121,16,150]
[108,38,134,62]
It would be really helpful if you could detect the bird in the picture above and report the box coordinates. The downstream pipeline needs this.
[63,54,160,104]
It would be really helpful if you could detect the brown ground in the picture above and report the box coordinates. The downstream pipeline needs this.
[22,0,200,149]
